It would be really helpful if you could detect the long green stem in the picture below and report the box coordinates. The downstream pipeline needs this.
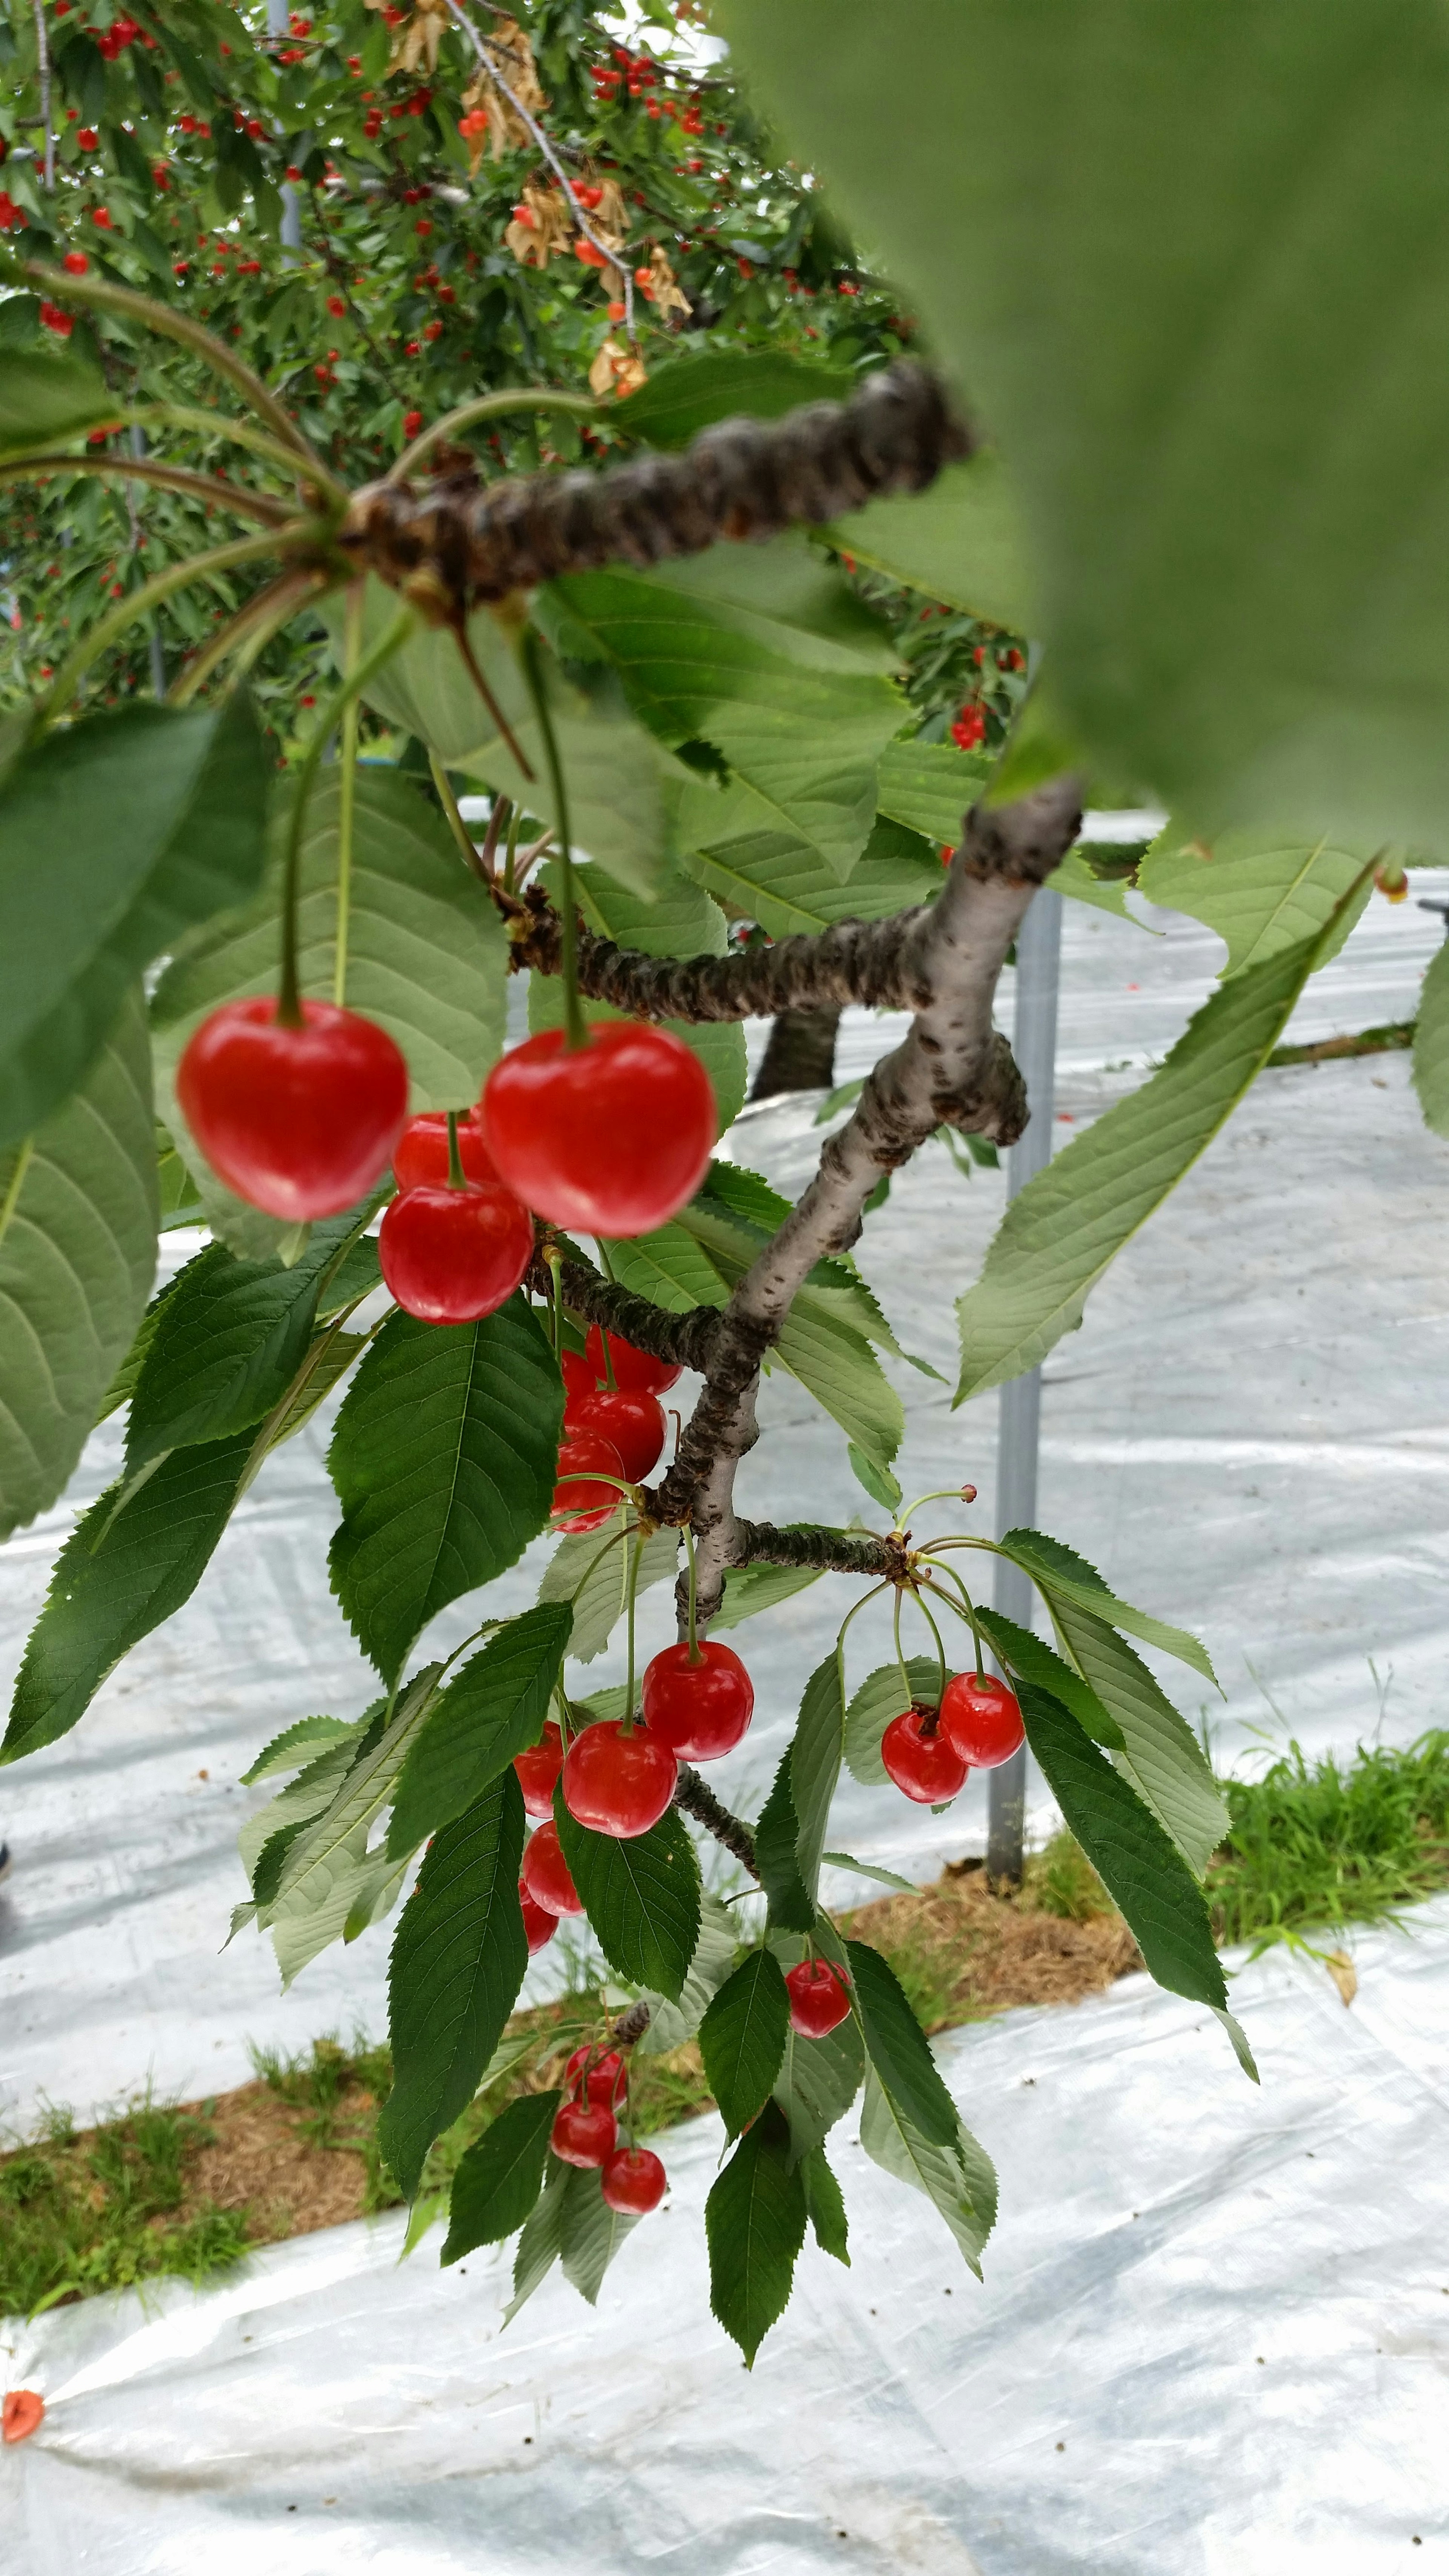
[36,526,299,728]
[518,627,586,1049]
[277,604,415,1024]
[919,1559,986,1681]
[428,749,486,880]
[912,1587,950,1709]
[503,804,521,894]
[167,567,329,708]
[623,1530,645,1734]
[0,451,293,526]
[334,583,364,1007]
[123,403,351,507]
[895,1483,981,1531]
[892,1588,913,1714]
[446,1110,466,1190]
[387,386,601,484]
[544,1244,564,1356]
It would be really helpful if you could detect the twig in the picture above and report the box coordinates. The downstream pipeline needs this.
[673,1765,758,1879]
[525,1246,721,1373]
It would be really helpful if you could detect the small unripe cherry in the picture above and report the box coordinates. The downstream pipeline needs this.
[585,1324,681,1395]
[551,2100,617,2167]
[519,1881,559,1953]
[378,1181,534,1323]
[561,1718,678,1837]
[564,1385,666,1482]
[551,1427,625,1531]
[601,2145,666,2213]
[177,996,408,1220]
[519,1819,582,1915]
[784,1957,852,2037]
[640,1640,754,1759]
[514,1719,565,1819]
[881,1702,969,1804]
[938,1672,1026,1768]
[392,1108,500,1192]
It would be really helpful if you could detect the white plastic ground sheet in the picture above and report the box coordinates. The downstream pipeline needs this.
[3,878,1449,2571]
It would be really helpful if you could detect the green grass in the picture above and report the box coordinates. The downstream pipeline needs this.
[0,2093,252,2320]
[1209,1729,1449,1951]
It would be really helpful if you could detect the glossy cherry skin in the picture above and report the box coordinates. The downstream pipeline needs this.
[641,1641,754,1760]
[481,1020,716,1236]
[561,1718,678,1837]
[564,2044,627,2110]
[939,1671,1026,1769]
[378,1181,534,1323]
[560,1346,596,1403]
[881,1703,969,1804]
[551,1427,625,1531]
[177,996,408,1220]
[514,1719,565,1819]
[565,1386,666,1483]
[585,1325,681,1396]
[519,1882,559,1954]
[392,1109,501,1193]
[784,1957,852,2038]
[601,2146,666,2213]
[519,1820,583,1916]
[550,2100,617,2168]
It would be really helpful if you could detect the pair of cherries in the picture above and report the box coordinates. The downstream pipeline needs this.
[512,1639,755,1844]
[378,1111,535,1323]
[880,1672,1025,1806]
[177,996,717,1238]
[551,1327,679,1532]
[549,2044,667,2213]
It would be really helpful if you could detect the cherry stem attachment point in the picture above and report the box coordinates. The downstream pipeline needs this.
[446,1110,467,1190]
[277,603,415,1026]
[518,626,586,1049]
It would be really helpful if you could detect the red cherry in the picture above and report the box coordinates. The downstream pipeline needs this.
[564,2045,627,2109]
[481,1021,716,1236]
[551,2100,617,2167]
[378,1181,534,1323]
[552,1427,625,1530]
[561,1719,677,1837]
[514,1719,565,1819]
[939,1672,1026,1769]
[640,1640,754,1759]
[392,1109,501,1192]
[519,1820,583,1915]
[519,1880,558,1953]
[585,1324,681,1395]
[177,997,408,1221]
[560,1347,596,1403]
[881,1703,969,1804]
[601,2145,666,2213]
[564,1386,666,1483]
[784,1957,852,2038]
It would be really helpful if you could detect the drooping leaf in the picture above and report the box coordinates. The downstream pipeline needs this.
[973,1605,1124,1750]
[1414,940,1449,1137]
[789,1654,846,1903]
[240,1712,357,1786]
[996,1528,1216,1683]
[615,348,853,447]
[328,1301,563,1686]
[538,1509,678,1666]
[705,2099,808,2367]
[265,1664,444,1919]
[377,1772,529,2200]
[712,1560,825,1632]
[386,1603,572,1859]
[845,1939,957,2147]
[827,453,1034,630]
[559,2162,642,2305]
[859,2065,997,2277]
[553,1793,701,2001]
[1043,1598,1228,1881]
[441,2092,561,2265]
[699,1947,791,2138]
[876,737,991,850]
[0,987,157,1543]
[0,348,115,454]
[531,855,745,1130]
[1138,831,1374,976]
[841,1655,943,1788]
[754,1750,814,1934]
[635,1888,740,2053]
[237,1734,364,1887]
[503,2153,571,2325]
[800,2144,850,2266]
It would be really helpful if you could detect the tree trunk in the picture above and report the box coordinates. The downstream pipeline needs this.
[751,1004,843,1100]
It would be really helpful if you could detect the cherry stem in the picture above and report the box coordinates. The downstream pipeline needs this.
[913,1586,950,1713]
[683,1523,701,1662]
[544,1245,564,1356]
[430,749,487,883]
[446,1110,466,1190]
[623,1530,645,1736]
[598,1329,618,1393]
[892,1589,914,1721]
[918,1559,987,1682]
[518,626,586,1050]
[277,603,415,1028]
[333,581,364,1007]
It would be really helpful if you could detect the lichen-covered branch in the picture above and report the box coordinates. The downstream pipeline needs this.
[730,1521,914,1582]
[501,882,936,1022]
[673,1763,758,1879]
[529,1246,722,1374]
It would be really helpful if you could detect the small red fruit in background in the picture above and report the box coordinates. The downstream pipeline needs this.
[519,1881,558,1953]
[550,2101,617,2167]
[564,2044,626,2109]
[481,1021,715,1236]
[403,408,423,439]
[551,1427,625,1530]
[938,1672,1026,1768]
[601,2145,666,2213]
[565,1385,665,1483]
[2,2389,43,2443]
[378,1181,534,1323]
[519,1820,582,1915]
[514,1719,565,1818]
[881,1703,969,1804]
[177,997,408,1220]
[561,1719,677,1837]
[585,1324,681,1395]
[784,1957,851,2038]
[393,1110,500,1193]
[641,1640,754,1759]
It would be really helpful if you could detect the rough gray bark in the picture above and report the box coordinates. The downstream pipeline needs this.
[751,1005,844,1100]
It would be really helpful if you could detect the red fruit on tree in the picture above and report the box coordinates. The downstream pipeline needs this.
[551,1427,625,1530]
[939,1672,1026,1769]
[561,1719,677,1837]
[481,1021,716,1236]
[514,1719,565,1819]
[550,2100,617,2168]
[601,2146,666,2213]
[560,1347,596,1403]
[881,1703,969,1804]
[784,1957,852,2038]
[378,1181,534,1323]
[564,2045,627,2109]
[519,1881,559,1954]
[584,1324,681,1395]
[640,1640,754,1759]
[177,997,408,1221]
[392,1109,501,1193]
[519,1821,583,1916]
[565,1386,666,1483]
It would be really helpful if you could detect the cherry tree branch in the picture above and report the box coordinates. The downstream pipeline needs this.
[672,1764,758,1878]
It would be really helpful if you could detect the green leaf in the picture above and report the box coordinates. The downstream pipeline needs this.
[328,1301,563,1686]
[0,987,157,1543]
[705,2099,807,2367]
[820,1852,919,1893]
[790,1654,846,1903]
[800,2144,850,2266]
[845,1939,957,2147]
[635,1888,740,2054]
[876,738,991,850]
[997,1527,1215,1683]
[1138,831,1374,976]
[712,1561,825,1631]
[681,800,942,940]
[615,349,853,448]
[699,1947,791,2138]
[1414,940,1449,1137]
[2,1429,253,1765]
[1016,1683,1227,2012]
[754,1750,815,1933]
[240,1713,356,1786]
[441,2092,560,2265]
[859,2065,997,2277]
[1043,1598,1228,1880]
[973,1606,1125,1751]
[1045,846,1138,921]
[841,1655,943,1788]
[559,2163,641,2305]
[553,1794,701,2001]
[826,454,1033,630]
[237,1733,369,1884]
[377,1772,529,2200]
[265,1663,444,1920]
[0,694,269,1151]
[640,540,901,677]
[386,1603,572,1860]
[0,349,115,455]
[531,855,745,1131]
[954,933,1328,1401]
[503,2153,570,2325]
[538,1510,678,1665]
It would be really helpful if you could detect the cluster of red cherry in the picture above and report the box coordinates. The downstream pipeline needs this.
[879,1669,1025,1803]
[551,1323,677,1531]
[548,2045,667,2215]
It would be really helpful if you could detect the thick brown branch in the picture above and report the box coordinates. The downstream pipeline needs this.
[502,883,932,1021]
[673,1764,758,1879]
[340,362,971,615]
[528,1248,722,1374]
[730,1520,913,1581]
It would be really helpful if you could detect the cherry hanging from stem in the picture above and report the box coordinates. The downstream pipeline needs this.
[277,603,415,1028]
[519,626,586,1050]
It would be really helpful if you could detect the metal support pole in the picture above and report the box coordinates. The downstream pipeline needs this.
[267,0,304,257]
[986,884,1063,1882]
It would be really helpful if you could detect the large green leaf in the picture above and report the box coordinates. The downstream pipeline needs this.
[441,2092,560,2265]
[1043,1598,1228,1881]
[841,1655,943,1788]
[530,855,746,1132]
[997,1527,1215,1683]
[1138,832,1374,976]
[705,2100,807,2367]
[718,0,1449,854]
[876,738,991,850]
[827,454,1034,630]
[973,1607,1124,1751]
[503,2153,571,2325]
[615,348,853,448]
[800,2145,850,2266]
[845,1939,957,2146]
[1415,941,1449,1137]
[754,1749,814,1934]
[859,2065,997,2277]
[0,348,115,454]
[680,807,942,941]
[0,988,156,1543]
[699,1947,791,2139]
[386,1603,572,1859]
[2,1429,254,1764]
[789,1654,846,1903]
[712,1561,825,1632]
[538,1510,678,1667]
[635,1888,740,2054]
[328,1301,562,1686]
[264,1663,443,1921]
[377,1772,529,2200]
[553,1793,701,2000]
[954,930,1331,1400]
[0,694,268,1150]
[559,2163,641,2305]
